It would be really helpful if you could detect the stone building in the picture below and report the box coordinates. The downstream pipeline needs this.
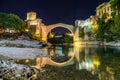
[96,0,113,19]
[25,12,47,41]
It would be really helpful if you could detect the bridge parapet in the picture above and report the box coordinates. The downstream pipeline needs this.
[46,23,74,34]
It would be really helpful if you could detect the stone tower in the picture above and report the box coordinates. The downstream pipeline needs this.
[27,12,37,20]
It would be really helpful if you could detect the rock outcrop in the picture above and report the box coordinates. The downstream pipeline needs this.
[0,59,40,80]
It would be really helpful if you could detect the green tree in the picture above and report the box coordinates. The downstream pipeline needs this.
[96,15,106,41]
[111,15,120,40]
[110,0,120,41]
[0,12,25,33]
[111,0,120,15]
[8,14,25,32]
[79,29,84,38]
[62,35,73,43]
[0,13,8,31]
[95,0,120,41]
[96,14,113,41]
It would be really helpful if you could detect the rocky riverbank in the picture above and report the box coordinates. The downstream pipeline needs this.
[0,47,48,59]
[0,39,49,79]
[0,59,40,80]
[106,41,120,46]
[0,39,49,59]
[37,65,99,80]
[0,39,49,48]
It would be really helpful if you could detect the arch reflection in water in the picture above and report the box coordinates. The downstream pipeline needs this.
[36,56,74,69]
[35,45,74,69]
[35,45,99,72]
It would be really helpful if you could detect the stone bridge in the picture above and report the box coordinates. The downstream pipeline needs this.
[26,12,94,42]
[27,18,92,42]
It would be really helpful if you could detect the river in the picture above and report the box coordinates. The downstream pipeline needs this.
[15,44,120,80]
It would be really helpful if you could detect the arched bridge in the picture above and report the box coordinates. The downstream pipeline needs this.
[44,23,76,42]
[26,12,93,42]
[31,21,92,42]
[46,23,74,35]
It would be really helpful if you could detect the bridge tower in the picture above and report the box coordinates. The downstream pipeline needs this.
[26,12,47,41]
[74,20,80,42]
[74,19,92,42]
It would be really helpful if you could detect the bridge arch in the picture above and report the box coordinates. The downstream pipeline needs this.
[46,23,74,36]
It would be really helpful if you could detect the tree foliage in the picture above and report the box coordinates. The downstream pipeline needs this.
[0,12,25,32]
[110,0,120,40]
[111,15,120,40]
[94,0,120,41]
[79,29,84,38]
[96,14,107,41]
[111,0,120,15]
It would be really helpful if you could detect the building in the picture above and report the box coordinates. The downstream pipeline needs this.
[27,12,36,21]
[25,12,47,41]
[96,0,113,19]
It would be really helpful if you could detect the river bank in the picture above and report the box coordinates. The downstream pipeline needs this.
[37,65,98,80]
[0,59,40,80]
[105,41,120,46]
[0,39,48,79]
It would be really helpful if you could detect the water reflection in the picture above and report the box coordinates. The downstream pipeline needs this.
[49,45,73,58]
[74,45,115,80]
[35,45,99,71]
[74,45,100,73]
[46,45,115,80]
[14,45,120,80]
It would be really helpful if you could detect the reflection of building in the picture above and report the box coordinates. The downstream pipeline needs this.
[68,48,74,57]
[96,0,113,18]
[55,47,63,56]
[74,45,100,73]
